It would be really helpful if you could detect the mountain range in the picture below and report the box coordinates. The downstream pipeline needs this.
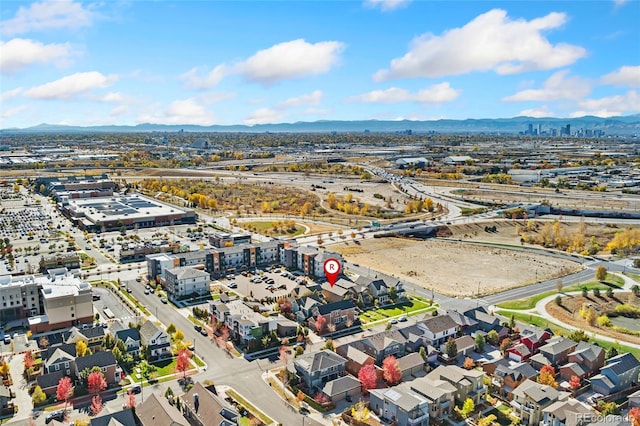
[2,115,639,135]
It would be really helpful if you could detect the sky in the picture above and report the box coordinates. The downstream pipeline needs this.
[1,0,639,129]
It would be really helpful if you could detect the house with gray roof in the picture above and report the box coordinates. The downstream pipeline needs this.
[139,320,171,360]
[320,375,361,403]
[115,327,141,357]
[532,336,578,368]
[369,383,429,426]
[409,376,456,419]
[427,365,486,406]
[75,351,121,385]
[91,407,137,426]
[590,352,640,395]
[560,341,605,381]
[294,349,347,390]
[416,315,458,346]
[541,398,593,426]
[511,379,568,426]
[136,392,188,426]
[348,329,407,366]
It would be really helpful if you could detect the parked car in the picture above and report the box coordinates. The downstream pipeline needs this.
[194,325,202,332]
[161,297,168,304]
[45,411,65,424]
[200,328,208,336]
[228,282,237,289]
[130,384,141,394]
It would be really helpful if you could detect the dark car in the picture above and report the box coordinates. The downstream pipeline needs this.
[129,384,141,394]
[45,410,65,424]
[194,325,202,332]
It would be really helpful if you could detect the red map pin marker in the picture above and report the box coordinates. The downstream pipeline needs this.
[324,258,341,287]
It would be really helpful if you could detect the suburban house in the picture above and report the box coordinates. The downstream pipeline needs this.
[293,349,347,391]
[0,387,12,416]
[91,408,137,426]
[43,343,77,375]
[180,382,239,426]
[310,299,356,334]
[321,278,369,304]
[165,266,210,300]
[397,352,426,378]
[541,398,594,426]
[451,335,475,358]
[292,294,322,323]
[139,320,171,360]
[336,344,376,376]
[486,359,538,400]
[65,325,106,352]
[531,337,578,369]
[629,389,640,408]
[320,375,362,403]
[590,353,640,396]
[75,351,121,384]
[397,325,430,354]
[136,392,188,426]
[409,376,456,419]
[427,365,486,406]
[511,379,568,426]
[416,315,459,347]
[348,329,407,366]
[559,342,605,380]
[369,382,430,426]
[519,328,552,354]
[446,310,478,332]
[508,343,533,362]
[115,327,142,358]
[36,370,67,397]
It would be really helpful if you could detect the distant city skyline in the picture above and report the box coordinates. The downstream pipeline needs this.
[1,0,639,129]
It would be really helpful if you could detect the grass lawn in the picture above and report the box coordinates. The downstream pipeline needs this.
[151,358,178,376]
[243,221,305,237]
[496,404,510,413]
[360,296,437,324]
[226,389,274,425]
[497,274,625,310]
[624,272,640,283]
[193,355,205,367]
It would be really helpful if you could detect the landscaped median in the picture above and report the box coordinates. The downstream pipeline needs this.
[91,280,150,316]
[224,388,275,425]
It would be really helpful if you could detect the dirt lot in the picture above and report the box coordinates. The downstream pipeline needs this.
[331,236,581,297]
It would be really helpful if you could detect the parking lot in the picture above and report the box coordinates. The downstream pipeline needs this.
[220,268,308,300]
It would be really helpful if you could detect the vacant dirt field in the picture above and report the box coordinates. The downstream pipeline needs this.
[331,237,581,297]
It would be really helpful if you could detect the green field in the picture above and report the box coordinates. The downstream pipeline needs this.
[359,296,437,324]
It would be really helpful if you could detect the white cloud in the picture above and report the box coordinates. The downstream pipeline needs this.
[278,90,323,108]
[235,39,345,85]
[0,38,74,75]
[364,0,412,12]
[601,66,640,88]
[1,0,95,36]
[179,65,227,90]
[348,83,460,103]
[503,70,591,101]
[517,106,555,118]
[1,105,28,118]
[613,0,629,8]
[571,90,639,117]
[244,108,285,125]
[1,87,23,102]
[24,71,117,100]
[374,9,586,80]
[138,98,217,125]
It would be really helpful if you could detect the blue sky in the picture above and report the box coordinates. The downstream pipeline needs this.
[1,0,639,128]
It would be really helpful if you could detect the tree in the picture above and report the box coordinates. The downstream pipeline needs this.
[176,348,191,379]
[358,364,378,391]
[173,329,185,342]
[629,406,640,426]
[487,330,500,346]
[463,357,475,370]
[606,344,619,359]
[500,338,512,354]
[568,330,590,343]
[39,336,49,349]
[555,295,562,306]
[593,288,601,298]
[478,414,498,426]
[569,375,581,391]
[125,390,137,408]
[595,265,607,282]
[351,400,371,422]
[555,279,563,292]
[382,355,402,385]
[445,337,458,359]
[166,323,176,335]
[314,315,326,334]
[419,346,427,361]
[87,371,107,395]
[455,398,475,419]
[90,394,103,416]
[606,287,614,298]
[278,345,289,365]
[23,350,35,370]
[76,340,88,357]
[582,287,588,297]
[0,360,9,378]
[32,385,46,405]
[632,284,640,297]
[475,334,485,352]
[538,365,558,388]
[56,376,74,410]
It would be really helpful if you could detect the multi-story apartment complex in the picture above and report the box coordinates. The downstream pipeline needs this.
[0,274,41,323]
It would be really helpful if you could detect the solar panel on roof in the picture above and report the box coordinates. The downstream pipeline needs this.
[386,389,402,401]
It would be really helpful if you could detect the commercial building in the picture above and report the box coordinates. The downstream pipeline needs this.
[60,193,196,232]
